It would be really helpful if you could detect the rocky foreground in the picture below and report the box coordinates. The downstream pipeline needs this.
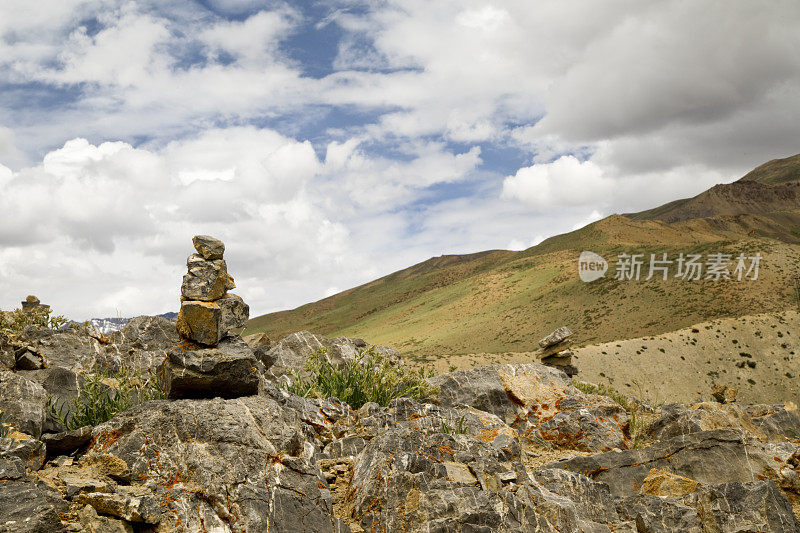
[0,320,799,532]
[1,236,799,532]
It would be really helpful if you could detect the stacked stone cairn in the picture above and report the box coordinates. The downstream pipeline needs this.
[21,295,50,314]
[536,326,577,376]
[159,235,260,399]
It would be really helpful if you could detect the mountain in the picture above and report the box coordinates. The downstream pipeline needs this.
[245,155,800,360]
[83,311,178,334]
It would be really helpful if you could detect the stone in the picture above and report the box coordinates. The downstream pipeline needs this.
[429,364,629,452]
[77,486,161,524]
[176,294,248,346]
[19,367,85,433]
[192,235,225,260]
[538,326,573,349]
[0,434,46,471]
[244,332,273,349]
[550,429,799,498]
[79,454,131,483]
[15,351,43,370]
[21,295,50,314]
[0,477,68,533]
[113,315,180,352]
[640,468,700,497]
[744,403,800,441]
[694,480,799,532]
[42,426,93,456]
[11,329,104,373]
[76,505,134,533]
[0,372,47,438]
[181,255,235,301]
[711,384,738,404]
[619,494,702,532]
[647,402,766,442]
[160,337,260,399]
[86,396,345,532]
[0,333,14,370]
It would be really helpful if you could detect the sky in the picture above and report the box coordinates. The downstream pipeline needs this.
[1,0,799,320]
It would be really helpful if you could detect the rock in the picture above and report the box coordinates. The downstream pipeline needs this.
[744,403,800,441]
[11,329,104,373]
[181,255,235,301]
[0,474,68,533]
[640,468,700,497]
[244,332,273,349]
[647,402,766,442]
[113,315,179,352]
[176,294,248,346]
[266,331,404,385]
[21,295,50,314]
[192,234,225,260]
[0,434,46,471]
[712,384,738,404]
[694,480,799,532]
[0,334,14,370]
[77,486,161,524]
[619,493,702,532]
[550,429,799,498]
[85,396,345,532]
[0,456,26,480]
[429,364,629,452]
[76,504,134,533]
[160,337,260,399]
[0,372,47,438]
[42,426,93,456]
[538,326,573,349]
[15,351,43,370]
[79,454,131,483]
[18,367,84,433]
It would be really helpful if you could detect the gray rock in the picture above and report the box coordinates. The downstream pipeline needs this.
[0,437,46,471]
[14,351,43,370]
[76,504,134,533]
[550,429,799,498]
[11,329,103,373]
[429,364,630,452]
[619,494,702,532]
[218,293,249,334]
[0,478,68,533]
[745,404,800,441]
[192,234,225,260]
[176,294,248,346]
[86,396,345,532]
[113,315,179,352]
[77,486,161,524]
[19,367,84,433]
[160,336,260,399]
[538,326,573,349]
[42,426,93,456]
[0,334,13,370]
[0,372,47,438]
[694,480,800,532]
[181,256,235,301]
[0,456,26,480]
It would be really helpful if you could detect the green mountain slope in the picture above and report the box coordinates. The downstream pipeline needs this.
[245,156,800,360]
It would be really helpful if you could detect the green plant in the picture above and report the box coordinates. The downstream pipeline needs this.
[0,306,68,335]
[0,410,11,439]
[284,347,437,409]
[573,379,656,448]
[440,415,468,435]
[48,366,165,430]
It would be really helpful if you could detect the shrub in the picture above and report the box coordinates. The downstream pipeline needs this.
[573,380,657,449]
[0,306,68,335]
[284,347,436,409]
[49,366,165,430]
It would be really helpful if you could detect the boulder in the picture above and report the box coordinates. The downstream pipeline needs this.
[41,426,93,456]
[429,364,630,452]
[711,384,738,404]
[192,234,225,260]
[647,402,767,442]
[76,486,161,524]
[0,334,13,370]
[76,504,134,533]
[639,468,700,498]
[0,476,68,533]
[0,434,46,471]
[549,429,799,498]
[694,480,799,532]
[744,403,800,441]
[160,337,260,399]
[85,396,347,532]
[113,315,179,352]
[0,372,47,438]
[18,367,84,433]
[11,329,104,373]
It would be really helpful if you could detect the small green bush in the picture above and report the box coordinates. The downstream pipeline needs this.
[284,347,436,409]
[0,410,10,439]
[0,307,68,335]
[49,367,165,430]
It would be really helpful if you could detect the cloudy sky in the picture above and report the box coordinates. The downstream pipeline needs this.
[1,0,798,320]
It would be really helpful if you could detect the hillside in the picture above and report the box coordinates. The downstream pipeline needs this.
[246,155,800,359]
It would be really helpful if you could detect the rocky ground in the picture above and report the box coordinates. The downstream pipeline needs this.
[1,320,800,532]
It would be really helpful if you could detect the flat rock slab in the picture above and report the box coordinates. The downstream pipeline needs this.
[0,371,47,439]
[42,426,93,456]
[160,337,260,399]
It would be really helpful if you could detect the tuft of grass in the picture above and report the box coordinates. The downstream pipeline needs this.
[573,380,658,449]
[284,347,437,409]
[48,366,165,431]
[0,410,10,439]
[440,415,468,435]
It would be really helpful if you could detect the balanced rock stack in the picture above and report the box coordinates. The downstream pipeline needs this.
[21,295,50,314]
[160,235,260,399]
[536,326,577,376]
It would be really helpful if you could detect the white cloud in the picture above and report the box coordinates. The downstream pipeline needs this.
[501,156,612,209]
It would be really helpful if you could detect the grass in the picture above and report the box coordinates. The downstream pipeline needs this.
[573,380,659,449]
[284,347,437,410]
[440,415,468,435]
[0,306,68,335]
[48,366,165,431]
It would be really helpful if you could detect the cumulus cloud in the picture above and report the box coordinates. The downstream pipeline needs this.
[501,156,612,209]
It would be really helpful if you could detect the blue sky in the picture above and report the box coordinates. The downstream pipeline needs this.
[1,0,798,319]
